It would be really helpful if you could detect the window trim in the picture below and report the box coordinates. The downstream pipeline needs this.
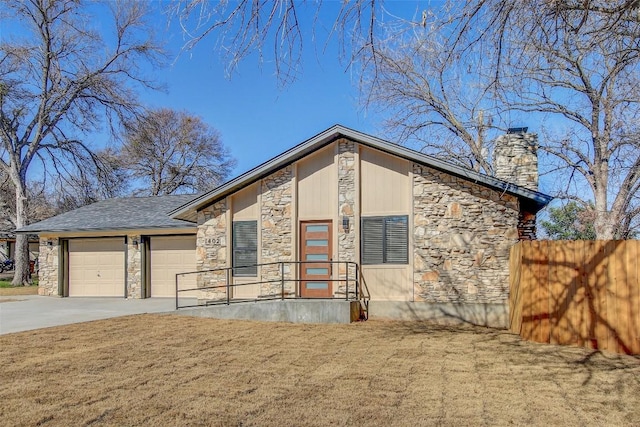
[361,215,409,265]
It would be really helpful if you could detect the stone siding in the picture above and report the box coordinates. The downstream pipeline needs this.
[197,200,228,300]
[260,167,293,295]
[494,133,538,192]
[413,164,520,304]
[38,238,59,296]
[126,235,142,298]
[337,139,357,295]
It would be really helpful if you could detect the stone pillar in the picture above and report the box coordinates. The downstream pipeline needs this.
[197,200,228,301]
[494,132,540,239]
[38,237,59,296]
[494,132,539,192]
[337,139,357,295]
[260,166,293,296]
[126,234,142,298]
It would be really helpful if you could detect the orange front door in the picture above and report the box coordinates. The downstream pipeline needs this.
[300,221,332,298]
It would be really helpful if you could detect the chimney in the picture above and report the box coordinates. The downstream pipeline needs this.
[493,129,538,192]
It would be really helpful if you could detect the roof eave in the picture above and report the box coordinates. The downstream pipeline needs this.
[15,223,198,235]
[170,124,553,218]
[170,126,344,219]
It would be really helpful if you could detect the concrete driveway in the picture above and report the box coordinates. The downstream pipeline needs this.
[0,296,177,335]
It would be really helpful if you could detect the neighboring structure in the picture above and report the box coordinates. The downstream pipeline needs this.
[19,125,552,326]
[0,232,39,261]
[18,194,198,298]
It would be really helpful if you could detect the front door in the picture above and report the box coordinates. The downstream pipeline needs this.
[300,221,333,298]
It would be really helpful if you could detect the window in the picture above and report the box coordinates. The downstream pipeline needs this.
[233,221,257,276]
[361,216,408,265]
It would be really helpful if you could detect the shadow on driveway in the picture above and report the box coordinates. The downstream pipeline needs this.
[0,296,177,335]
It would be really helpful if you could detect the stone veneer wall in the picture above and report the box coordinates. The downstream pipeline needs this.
[196,200,228,300]
[126,235,142,298]
[494,133,539,191]
[38,237,59,296]
[260,166,293,295]
[337,139,357,294]
[413,164,520,304]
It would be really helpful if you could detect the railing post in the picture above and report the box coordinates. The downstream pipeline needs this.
[281,262,285,300]
[226,268,231,305]
[175,273,179,310]
[355,264,359,300]
[345,261,349,301]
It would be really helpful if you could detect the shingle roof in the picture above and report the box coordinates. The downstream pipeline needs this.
[16,194,199,234]
[171,124,552,220]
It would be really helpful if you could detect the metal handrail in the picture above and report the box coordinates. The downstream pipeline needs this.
[175,260,361,310]
[356,264,371,320]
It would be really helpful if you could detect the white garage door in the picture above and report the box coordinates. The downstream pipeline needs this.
[150,235,197,297]
[69,238,125,297]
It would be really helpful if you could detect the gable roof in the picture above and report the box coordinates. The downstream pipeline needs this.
[171,125,552,221]
[16,194,199,234]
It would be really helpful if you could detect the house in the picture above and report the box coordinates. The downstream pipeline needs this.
[19,125,551,326]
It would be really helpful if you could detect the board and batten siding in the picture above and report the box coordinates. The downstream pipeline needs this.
[297,144,336,220]
[359,146,413,301]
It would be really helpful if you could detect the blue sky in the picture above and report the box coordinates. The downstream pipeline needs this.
[141,1,396,175]
[5,0,556,195]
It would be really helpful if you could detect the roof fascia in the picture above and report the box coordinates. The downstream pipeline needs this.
[170,124,552,218]
[15,224,198,235]
[341,127,553,210]
[170,125,345,218]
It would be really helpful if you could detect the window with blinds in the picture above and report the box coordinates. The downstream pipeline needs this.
[361,216,408,265]
[232,221,258,276]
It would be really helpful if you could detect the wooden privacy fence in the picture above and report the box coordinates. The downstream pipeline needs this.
[509,240,640,355]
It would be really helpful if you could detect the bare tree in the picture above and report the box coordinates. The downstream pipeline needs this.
[47,148,129,213]
[0,171,14,233]
[361,1,640,239]
[121,108,235,196]
[171,0,378,85]
[0,0,165,285]
[358,6,503,174]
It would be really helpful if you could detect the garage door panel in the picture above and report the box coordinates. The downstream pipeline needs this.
[69,238,125,297]
[150,236,197,297]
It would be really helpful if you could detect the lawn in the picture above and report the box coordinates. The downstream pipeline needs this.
[0,280,38,296]
[1,315,639,426]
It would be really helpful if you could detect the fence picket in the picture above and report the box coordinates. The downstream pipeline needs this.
[510,240,640,355]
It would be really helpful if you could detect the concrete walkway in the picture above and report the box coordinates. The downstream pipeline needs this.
[0,296,177,335]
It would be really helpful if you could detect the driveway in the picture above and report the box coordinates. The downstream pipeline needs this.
[0,296,177,335]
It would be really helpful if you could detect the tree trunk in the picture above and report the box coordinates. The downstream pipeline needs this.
[11,181,31,286]
[593,186,615,240]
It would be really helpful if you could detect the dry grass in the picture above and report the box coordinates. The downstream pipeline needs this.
[1,315,639,426]
[0,285,38,296]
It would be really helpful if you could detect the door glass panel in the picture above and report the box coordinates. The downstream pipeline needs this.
[306,239,328,246]
[306,254,328,261]
[306,282,328,289]
[306,267,329,275]
[306,224,328,233]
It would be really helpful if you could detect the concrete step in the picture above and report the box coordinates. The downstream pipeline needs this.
[176,299,362,324]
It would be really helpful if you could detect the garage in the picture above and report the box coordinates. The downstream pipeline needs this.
[149,235,197,297]
[17,194,200,298]
[68,238,125,297]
